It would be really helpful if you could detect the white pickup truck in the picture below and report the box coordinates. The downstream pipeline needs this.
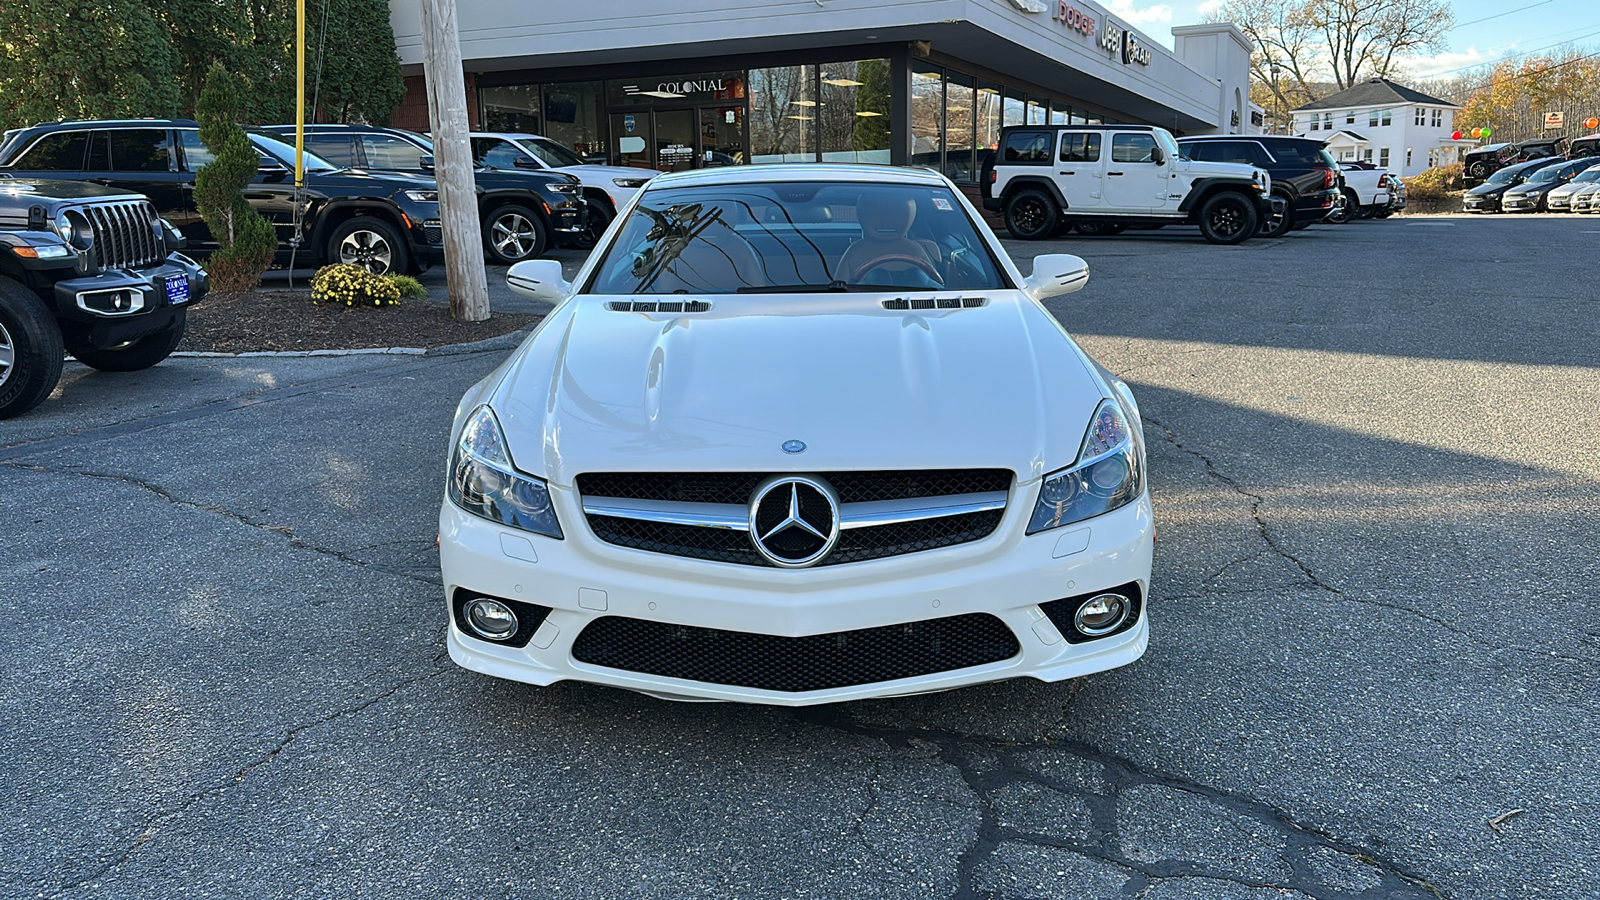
[1330,164,1394,222]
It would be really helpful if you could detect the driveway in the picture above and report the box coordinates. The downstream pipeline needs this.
[2,216,1595,899]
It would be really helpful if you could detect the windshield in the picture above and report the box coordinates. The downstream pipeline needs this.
[1485,165,1526,185]
[1527,164,1564,183]
[250,134,336,172]
[1153,128,1181,162]
[1575,167,1600,184]
[526,138,585,168]
[587,181,1008,295]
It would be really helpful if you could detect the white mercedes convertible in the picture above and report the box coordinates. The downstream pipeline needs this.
[439,164,1153,704]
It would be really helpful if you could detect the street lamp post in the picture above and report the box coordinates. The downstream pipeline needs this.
[1269,63,1281,134]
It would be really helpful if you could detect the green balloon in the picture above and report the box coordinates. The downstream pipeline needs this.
[1482,127,1492,138]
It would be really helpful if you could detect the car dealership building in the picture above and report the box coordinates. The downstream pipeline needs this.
[385,0,1255,191]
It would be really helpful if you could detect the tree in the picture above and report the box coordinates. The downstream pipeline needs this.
[1213,0,1453,130]
[194,64,278,293]
[0,0,182,126]
[305,0,407,124]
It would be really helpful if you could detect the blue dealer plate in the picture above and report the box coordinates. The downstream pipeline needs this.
[164,275,190,305]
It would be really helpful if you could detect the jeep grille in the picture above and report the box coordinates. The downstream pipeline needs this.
[80,201,163,271]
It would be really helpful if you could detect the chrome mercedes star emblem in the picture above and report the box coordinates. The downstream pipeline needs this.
[748,475,840,568]
[782,440,807,454]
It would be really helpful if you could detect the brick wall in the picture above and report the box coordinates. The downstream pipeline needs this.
[390,72,479,132]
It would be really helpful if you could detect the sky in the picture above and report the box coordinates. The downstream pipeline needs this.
[1119,0,1600,79]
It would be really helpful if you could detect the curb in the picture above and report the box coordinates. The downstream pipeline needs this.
[167,325,537,360]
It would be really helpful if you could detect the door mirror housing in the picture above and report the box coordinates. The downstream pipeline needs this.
[1150,145,1165,165]
[1021,254,1090,301]
[513,155,541,169]
[418,154,435,172]
[507,259,573,304]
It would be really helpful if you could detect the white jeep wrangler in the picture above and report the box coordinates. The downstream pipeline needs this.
[982,124,1275,245]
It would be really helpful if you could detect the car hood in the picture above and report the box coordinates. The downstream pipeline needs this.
[1175,158,1261,181]
[1466,181,1516,196]
[559,164,662,182]
[0,179,143,201]
[486,294,1107,486]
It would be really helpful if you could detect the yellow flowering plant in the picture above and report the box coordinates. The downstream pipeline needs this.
[310,264,403,307]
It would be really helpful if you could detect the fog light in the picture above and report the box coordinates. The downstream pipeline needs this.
[465,598,518,640]
[1074,593,1129,636]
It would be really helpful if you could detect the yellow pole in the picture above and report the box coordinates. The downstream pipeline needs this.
[295,0,305,187]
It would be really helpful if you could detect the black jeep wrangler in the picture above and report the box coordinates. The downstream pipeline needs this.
[1463,138,1566,185]
[0,177,207,418]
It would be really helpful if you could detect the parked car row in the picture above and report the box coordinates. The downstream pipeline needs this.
[985,127,1401,244]
[1462,134,1600,186]
[1462,155,1600,213]
[0,119,661,276]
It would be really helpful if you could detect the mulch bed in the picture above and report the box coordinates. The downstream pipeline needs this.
[177,290,538,354]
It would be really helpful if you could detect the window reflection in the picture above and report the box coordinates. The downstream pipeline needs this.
[910,64,943,172]
[820,59,890,164]
[751,65,816,162]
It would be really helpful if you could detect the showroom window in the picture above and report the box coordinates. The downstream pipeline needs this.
[819,59,891,164]
[910,63,943,171]
[1003,90,1025,127]
[943,72,976,182]
[542,82,605,163]
[977,83,1002,155]
[1027,99,1046,125]
[751,64,817,163]
[481,85,542,133]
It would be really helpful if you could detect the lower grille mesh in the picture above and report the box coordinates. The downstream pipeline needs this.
[571,613,1021,692]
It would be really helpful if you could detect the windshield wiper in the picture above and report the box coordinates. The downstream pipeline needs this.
[738,281,856,293]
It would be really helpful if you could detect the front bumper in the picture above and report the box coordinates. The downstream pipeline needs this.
[1500,194,1540,212]
[1463,196,1498,212]
[439,487,1154,705]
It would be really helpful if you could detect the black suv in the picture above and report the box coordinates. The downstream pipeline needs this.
[261,124,586,262]
[1463,138,1566,185]
[1,176,208,418]
[0,119,445,276]
[1176,135,1340,237]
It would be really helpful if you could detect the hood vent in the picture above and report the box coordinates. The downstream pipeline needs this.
[607,300,712,313]
[881,297,987,311]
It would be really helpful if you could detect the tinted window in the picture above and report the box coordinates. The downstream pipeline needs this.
[1262,140,1326,165]
[1002,131,1051,163]
[589,182,1006,294]
[473,138,526,169]
[1058,133,1101,163]
[360,134,427,169]
[304,134,358,166]
[177,130,214,171]
[1185,141,1261,165]
[527,138,584,167]
[107,130,174,172]
[11,131,88,170]
[1110,133,1157,163]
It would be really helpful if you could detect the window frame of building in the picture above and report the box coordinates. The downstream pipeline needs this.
[1415,107,1426,126]
[1310,116,1320,132]
[1379,148,1390,167]
[1322,112,1333,130]
[1431,108,1443,127]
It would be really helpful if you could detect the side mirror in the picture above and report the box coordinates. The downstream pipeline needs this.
[1150,145,1165,165]
[1021,254,1089,301]
[513,156,540,169]
[258,157,289,177]
[506,258,573,304]
[418,154,435,171]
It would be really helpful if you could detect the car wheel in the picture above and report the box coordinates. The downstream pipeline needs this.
[1467,160,1491,179]
[484,204,548,263]
[1258,193,1295,238]
[1196,192,1258,245]
[574,200,613,250]
[329,216,409,276]
[0,278,65,420]
[1326,189,1358,224]
[64,312,186,373]
[1004,189,1057,240]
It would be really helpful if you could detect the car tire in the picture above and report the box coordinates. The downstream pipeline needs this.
[1467,160,1491,179]
[329,215,410,276]
[484,204,549,263]
[64,312,186,373]
[1258,192,1295,238]
[574,200,613,250]
[1004,189,1057,240]
[1196,192,1258,245]
[1326,189,1359,224]
[0,278,65,420]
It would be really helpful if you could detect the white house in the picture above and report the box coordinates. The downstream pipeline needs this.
[1291,78,1477,177]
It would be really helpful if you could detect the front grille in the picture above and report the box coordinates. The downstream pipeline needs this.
[578,469,1012,567]
[81,201,163,271]
[422,219,443,245]
[577,469,1012,506]
[570,613,1021,692]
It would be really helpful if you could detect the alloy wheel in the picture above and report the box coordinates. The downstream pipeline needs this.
[492,212,539,260]
[338,230,395,275]
[1209,203,1243,236]
[1012,198,1044,233]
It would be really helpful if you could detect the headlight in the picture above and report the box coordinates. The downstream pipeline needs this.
[54,213,73,241]
[447,405,562,539]
[549,181,582,195]
[1028,399,1144,534]
[404,190,439,203]
[52,210,92,249]
[613,177,651,189]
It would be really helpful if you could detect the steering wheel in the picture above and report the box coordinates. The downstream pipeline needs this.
[850,253,944,286]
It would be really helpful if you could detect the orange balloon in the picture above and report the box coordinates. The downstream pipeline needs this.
[1587,117,1600,130]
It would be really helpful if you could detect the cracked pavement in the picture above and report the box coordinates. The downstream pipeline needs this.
[2,217,1595,898]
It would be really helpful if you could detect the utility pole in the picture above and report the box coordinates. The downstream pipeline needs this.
[419,0,490,322]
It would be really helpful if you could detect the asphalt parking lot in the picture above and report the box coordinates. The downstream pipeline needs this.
[3,214,1597,899]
